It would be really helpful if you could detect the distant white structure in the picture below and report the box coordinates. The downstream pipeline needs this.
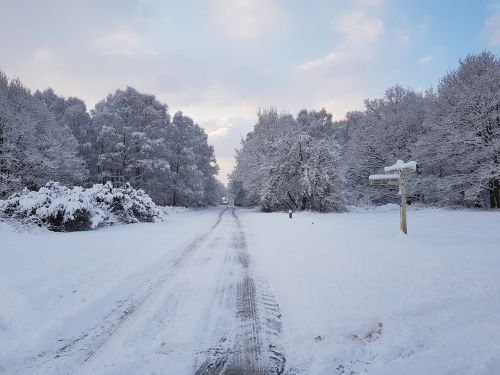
[222,196,235,206]
[369,160,418,234]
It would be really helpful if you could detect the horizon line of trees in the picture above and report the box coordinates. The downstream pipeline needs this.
[230,51,499,211]
[0,72,224,206]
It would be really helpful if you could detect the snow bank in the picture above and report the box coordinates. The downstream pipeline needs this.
[0,181,162,231]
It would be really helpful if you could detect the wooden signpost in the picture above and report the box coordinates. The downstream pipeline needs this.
[369,160,418,234]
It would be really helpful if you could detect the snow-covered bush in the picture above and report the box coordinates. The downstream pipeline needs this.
[229,108,345,212]
[0,181,161,231]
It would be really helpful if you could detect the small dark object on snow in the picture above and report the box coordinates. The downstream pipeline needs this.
[288,209,293,219]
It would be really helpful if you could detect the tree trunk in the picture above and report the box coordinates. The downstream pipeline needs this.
[301,195,307,211]
[287,191,298,209]
[490,179,500,208]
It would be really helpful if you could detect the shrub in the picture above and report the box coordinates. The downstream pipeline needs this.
[0,181,161,231]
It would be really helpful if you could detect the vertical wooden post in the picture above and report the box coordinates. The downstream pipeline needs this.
[400,175,407,234]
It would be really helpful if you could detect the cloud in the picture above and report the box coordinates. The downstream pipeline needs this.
[215,156,236,183]
[334,11,384,43]
[297,51,345,71]
[199,115,254,184]
[207,117,233,139]
[418,54,433,65]
[95,29,144,55]
[211,0,283,40]
[483,12,500,46]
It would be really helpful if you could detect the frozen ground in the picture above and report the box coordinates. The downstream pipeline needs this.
[1,206,499,374]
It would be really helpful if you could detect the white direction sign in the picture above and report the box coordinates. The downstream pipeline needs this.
[368,174,400,186]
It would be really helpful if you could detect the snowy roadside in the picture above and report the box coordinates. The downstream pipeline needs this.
[240,207,500,374]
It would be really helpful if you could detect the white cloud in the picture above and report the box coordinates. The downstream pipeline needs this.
[297,51,345,71]
[334,11,384,43]
[483,12,500,46]
[95,30,144,55]
[418,54,433,65]
[211,0,283,40]
[207,117,233,139]
[214,156,235,184]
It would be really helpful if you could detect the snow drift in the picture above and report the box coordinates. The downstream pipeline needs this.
[0,181,161,231]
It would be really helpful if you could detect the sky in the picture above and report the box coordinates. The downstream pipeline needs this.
[0,0,499,184]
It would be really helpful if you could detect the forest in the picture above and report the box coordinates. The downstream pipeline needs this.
[0,51,498,212]
[230,51,500,211]
[0,77,224,207]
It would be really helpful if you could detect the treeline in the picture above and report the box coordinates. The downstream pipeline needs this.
[230,51,499,211]
[0,73,224,206]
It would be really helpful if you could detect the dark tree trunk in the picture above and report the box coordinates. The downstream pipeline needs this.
[490,179,500,208]
[301,195,307,211]
[287,191,298,209]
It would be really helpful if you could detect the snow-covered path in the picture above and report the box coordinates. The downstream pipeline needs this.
[2,206,500,374]
[0,208,284,375]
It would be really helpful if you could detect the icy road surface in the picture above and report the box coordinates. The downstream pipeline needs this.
[1,206,500,374]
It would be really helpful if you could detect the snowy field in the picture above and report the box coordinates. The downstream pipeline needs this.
[1,206,499,374]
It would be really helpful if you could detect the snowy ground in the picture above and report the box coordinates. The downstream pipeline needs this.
[1,206,499,374]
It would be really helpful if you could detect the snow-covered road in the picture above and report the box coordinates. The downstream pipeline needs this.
[1,206,500,374]
[1,208,284,375]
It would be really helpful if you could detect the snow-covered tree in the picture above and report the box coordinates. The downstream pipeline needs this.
[231,108,344,212]
[414,52,500,207]
[34,89,97,179]
[166,111,219,206]
[0,71,87,197]
[343,86,431,204]
[91,87,171,203]
[91,88,219,206]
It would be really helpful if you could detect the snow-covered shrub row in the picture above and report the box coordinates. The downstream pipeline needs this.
[0,181,161,231]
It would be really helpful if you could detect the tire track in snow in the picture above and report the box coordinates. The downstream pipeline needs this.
[195,208,286,375]
[25,208,227,375]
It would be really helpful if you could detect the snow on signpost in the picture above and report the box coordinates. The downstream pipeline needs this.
[384,160,418,174]
[369,160,418,235]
